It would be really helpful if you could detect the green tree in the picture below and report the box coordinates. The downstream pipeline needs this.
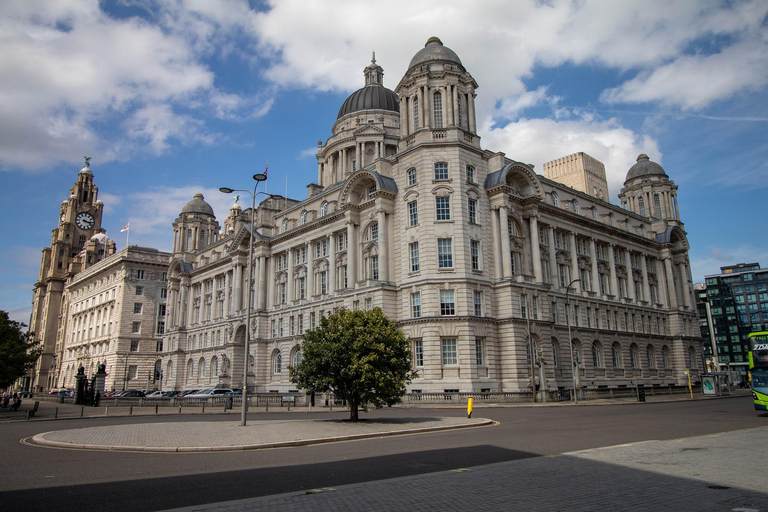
[0,311,41,389]
[290,307,415,421]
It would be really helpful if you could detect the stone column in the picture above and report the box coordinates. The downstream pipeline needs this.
[490,207,502,280]
[590,238,600,294]
[452,85,459,126]
[655,259,668,307]
[400,97,407,136]
[328,233,336,293]
[678,262,690,307]
[608,245,619,297]
[625,251,636,301]
[468,93,476,133]
[286,249,294,303]
[641,254,651,303]
[180,283,188,328]
[528,215,542,283]
[664,256,678,308]
[499,205,512,278]
[223,271,231,316]
[673,192,680,221]
[233,264,242,312]
[378,209,389,281]
[306,242,314,297]
[547,227,558,288]
[569,232,580,292]
[257,256,267,311]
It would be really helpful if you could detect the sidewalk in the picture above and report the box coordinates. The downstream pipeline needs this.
[160,427,768,512]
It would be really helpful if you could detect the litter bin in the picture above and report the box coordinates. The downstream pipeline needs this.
[226,397,233,410]
[637,387,646,402]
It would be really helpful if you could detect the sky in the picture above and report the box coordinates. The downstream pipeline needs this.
[2,0,767,325]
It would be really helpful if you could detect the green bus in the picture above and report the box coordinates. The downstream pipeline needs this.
[748,332,768,412]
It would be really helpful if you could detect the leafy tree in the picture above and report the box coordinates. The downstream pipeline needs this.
[0,311,41,389]
[290,307,415,421]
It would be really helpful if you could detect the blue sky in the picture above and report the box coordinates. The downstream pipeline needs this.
[2,0,768,324]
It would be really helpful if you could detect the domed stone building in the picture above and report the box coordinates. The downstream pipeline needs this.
[157,38,702,399]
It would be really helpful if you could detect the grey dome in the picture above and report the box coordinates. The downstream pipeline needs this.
[408,37,463,71]
[181,193,214,216]
[626,154,667,182]
[337,84,399,119]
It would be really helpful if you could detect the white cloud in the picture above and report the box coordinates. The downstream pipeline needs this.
[481,116,661,198]
[690,245,768,283]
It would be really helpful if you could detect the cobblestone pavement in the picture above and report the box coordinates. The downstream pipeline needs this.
[30,416,492,452]
[161,427,768,512]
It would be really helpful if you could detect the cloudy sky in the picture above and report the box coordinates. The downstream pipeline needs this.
[2,0,767,324]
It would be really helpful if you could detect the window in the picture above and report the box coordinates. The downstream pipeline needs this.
[161,288,167,299]
[337,232,347,251]
[409,242,420,272]
[128,365,137,380]
[370,257,378,281]
[466,165,476,184]
[436,196,451,220]
[475,339,484,366]
[407,167,417,186]
[158,304,166,317]
[661,346,670,368]
[282,218,289,233]
[471,240,480,271]
[609,213,615,227]
[273,351,282,374]
[413,339,424,367]
[646,345,655,369]
[315,239,328,258]
[434,162,449,180]
[638,197,646,216]
[551,302,558,323]
[411,292,421,318]
[653,194,661,217]
[130,341,139,352]
[442,338,457,365]
[199,359,206,378]
[408,201,418,226]
[592,343,602,368]
[437,239,453,268]
[137,270,145,279]
[370,223,378,240]
[320,201,328,216]
[156,321,165,334]
[365,298,372,310]
[474,291,483,316]
[301,210,308,225]
[572,201,579,214]
[131,321,140,333]
[591,207,598,220]
[551,192,559,207]
[612,344,621,367]
[321,270,328,292]
[468,198,477,224]
[630,344,639,367]
[133,303,142,314]
[298,276,306,299]
[440,289,456,315]
[292,348,302,368]
[521,294,528,318]
[433,91,443,128]
[413,97,419,130]
[135,286,143,296]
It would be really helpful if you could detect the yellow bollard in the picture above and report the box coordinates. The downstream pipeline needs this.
[467,398,474,418]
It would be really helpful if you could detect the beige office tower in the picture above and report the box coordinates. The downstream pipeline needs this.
[543,152,609,201]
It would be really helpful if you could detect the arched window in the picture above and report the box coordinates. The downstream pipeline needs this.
[551,339,560,367]
[573,201,580,214]
[199,358,206,378]
[592,342,602,368]
[638,197,646,216]
[609,213,615,227]
[211,356,219,377]
[320,201,328,217]
[661,346,670,368]
[612,343,622,367]
[551,192,559,207]
[646,345,655,369]
[273,350,282,375]
[687,346,696,369]
[292,348,302,367]
[300,210,308,225]
[407,167,417,186]
[413,97,419,130]
[282,218,289,233]
[167,360,173,380]
[630,344,639,368]
[433,91,443,128]
[653,194,662,217]
[591,207,598,220]
[187,359,194,381]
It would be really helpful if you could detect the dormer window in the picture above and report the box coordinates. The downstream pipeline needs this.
[320,201,328,217]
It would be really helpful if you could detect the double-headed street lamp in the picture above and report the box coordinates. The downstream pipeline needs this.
[565,278,582,403]
[219,172,267,427]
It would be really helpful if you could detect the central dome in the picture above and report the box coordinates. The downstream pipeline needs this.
[626,154,668,182]
[408,36,463,71]
[337,85,399,119]
[181,193,214,216]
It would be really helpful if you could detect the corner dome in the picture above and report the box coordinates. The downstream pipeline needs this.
[408,37,463,71]
[337,85,399,119]
[626,154,667,182]
[181,193,214,216]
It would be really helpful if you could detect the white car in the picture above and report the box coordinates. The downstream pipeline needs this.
[183,388,234,398]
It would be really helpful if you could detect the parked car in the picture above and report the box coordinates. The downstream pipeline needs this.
[224,389,243,396]
[116,390,145,398]
[177,389,200,398]
[145,391,176,399]
[184,388,234,398]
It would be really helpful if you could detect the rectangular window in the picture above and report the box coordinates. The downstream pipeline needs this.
[551,301,558,323]
[299,276,306,299]
[436,196,451,220]
[290,316,295,336]
[128,365,137,380]
[130,341,139,351]
[320,270,328,293]
[133,303,142,314]
[466,165,475,184]
[371,256,379,280]
[365,298,372,310]
[137,270,145,279]
[475,339,484,366]
[353,300,360,311]
[574,305,580,327]
[437,239,453,268]
[440,289,456,315]
[434,162,449,180]
[474,291,483,316]
[442,338,457,365]
[279,318,284,337]
[521,294,528,319]
[468,198,477,224]
[156,321,165,334]
[414,339,424,367]
[586,307,591,327]
[311,312,316,329]
[433,93,443,128]
[410,242,420,272]
[411,292,421,318]
[135,286,143,296]
[471,240,480,271]
[408,201,418,226]
[298,314,304,333]
[131,321,140,333]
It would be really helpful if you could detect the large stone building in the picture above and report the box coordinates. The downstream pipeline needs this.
[160,38,703,396]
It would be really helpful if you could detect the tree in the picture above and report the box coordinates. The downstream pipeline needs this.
[290,307,415,421]
[0,311,41,389]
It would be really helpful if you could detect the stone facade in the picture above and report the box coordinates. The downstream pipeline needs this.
[161,37,703,395]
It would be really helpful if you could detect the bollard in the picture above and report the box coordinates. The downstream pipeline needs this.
[330,401,333,412]
[155,404,159,414]
[467,397,474,418]
[288,403,291,412]
[81,405,84,417]
[265,400,268,412]
[54,407,58,419]
[129,406,133,415]
[105,407,109,416]
[178,405,182,414]
[202,404,205,413]
[26,410,30,420]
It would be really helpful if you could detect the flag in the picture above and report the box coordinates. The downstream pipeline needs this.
[78,249,86,257]
[120,223,129,232]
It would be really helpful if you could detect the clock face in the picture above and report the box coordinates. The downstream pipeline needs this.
[75,212,95,230]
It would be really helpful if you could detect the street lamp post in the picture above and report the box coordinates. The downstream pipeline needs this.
[219,173,272,427]
[565,278,582,403]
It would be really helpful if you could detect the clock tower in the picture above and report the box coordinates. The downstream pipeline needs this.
[26,159,111,392]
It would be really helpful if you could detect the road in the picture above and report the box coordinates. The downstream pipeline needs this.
[1,397,765,511]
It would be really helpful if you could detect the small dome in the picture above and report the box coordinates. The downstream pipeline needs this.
[408,37,463,71]
[181,193,214,216]
[337,84,399,119]
[626,154,667,182]
[79,166,93,175]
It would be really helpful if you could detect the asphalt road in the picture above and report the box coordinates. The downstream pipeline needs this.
[1,397,765,511]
